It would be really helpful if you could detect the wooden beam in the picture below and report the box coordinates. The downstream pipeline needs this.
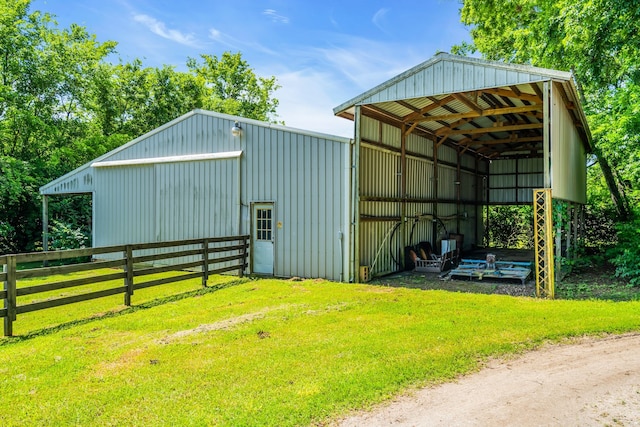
[411,104,543,124]
[453,92,483,114]
[553,81,575,109]
[529,83,544,100]
[403,94,456,122]
[438,122,543,136]
[457,135,542,146]
[395,99,420,113]
[481,87,541,103]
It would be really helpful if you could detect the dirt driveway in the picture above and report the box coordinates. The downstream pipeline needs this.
[337,333,640,426]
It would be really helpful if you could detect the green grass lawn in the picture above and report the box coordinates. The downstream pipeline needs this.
[1,274,639,426]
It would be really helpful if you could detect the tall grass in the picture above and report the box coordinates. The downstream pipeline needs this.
[1,276,639,426]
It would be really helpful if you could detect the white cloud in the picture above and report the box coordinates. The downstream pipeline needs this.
[312,36,422,90]
[133,14,199,47]
[263,9,290,24]
[207,27,278,56]
[274,69,354,138]
[372,8,390,33]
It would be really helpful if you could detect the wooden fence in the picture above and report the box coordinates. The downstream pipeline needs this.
[1,235,249,337]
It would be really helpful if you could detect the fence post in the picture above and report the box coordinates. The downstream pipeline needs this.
[239,236,247,278]
[124,245,133,306]
[4,256,17,337]
[202,239,210,287]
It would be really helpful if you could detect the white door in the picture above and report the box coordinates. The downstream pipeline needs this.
[252,203,274,274]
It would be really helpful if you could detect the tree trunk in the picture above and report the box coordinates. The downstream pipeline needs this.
[593,145,630,220]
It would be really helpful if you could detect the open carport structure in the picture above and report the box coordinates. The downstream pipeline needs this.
[334,53,592,296]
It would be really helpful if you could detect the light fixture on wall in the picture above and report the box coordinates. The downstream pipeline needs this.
[231,121,242,137]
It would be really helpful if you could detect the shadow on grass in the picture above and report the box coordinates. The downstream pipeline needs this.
[0,278,251,346]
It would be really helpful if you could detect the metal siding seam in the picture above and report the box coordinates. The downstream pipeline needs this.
[453,61,464,91]
[306,135,314,277]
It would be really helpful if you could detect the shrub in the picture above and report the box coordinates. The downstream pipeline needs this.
[48,220,89,251]
[608,218,640,287]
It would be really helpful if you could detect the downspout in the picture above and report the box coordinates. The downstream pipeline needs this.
[352,105,362,282]
[342,138,353,282]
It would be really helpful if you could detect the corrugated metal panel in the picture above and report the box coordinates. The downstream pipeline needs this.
[460,170,478,201]
[335,54,559,110]
[360,218,402,276]
[438,164,458,200]
[437,145,458,164]
[551,83,587,203]
[519,158,543,173]
[406,157,434,199]
[87,111,350,281]
[94,165,156,247]
[406,132,432,158]
[360,146,399,198]
[490,159,516,174]
[460,153,476,170]
[240,124,349,281]
[42,168,94,195]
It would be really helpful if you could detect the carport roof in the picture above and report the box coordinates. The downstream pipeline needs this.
[334,53,592,159]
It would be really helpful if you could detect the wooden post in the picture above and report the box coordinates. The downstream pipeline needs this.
[240,237,247,278]
[202,239,210,287]
[4,256,17,337]
[124,245,133,306]
[400,124,407,268]
[42,195,49,267]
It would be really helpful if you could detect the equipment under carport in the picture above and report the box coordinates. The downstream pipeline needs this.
[444,255,532,285]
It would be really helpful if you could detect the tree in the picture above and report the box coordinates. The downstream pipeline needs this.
[187,52,280,122]
[454,0,640,219]
[0,1,281,253]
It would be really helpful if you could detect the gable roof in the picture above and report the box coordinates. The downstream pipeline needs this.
[41,109,351,196]
[334,53,591,159]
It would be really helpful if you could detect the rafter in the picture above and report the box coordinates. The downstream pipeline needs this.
[457,135,542,146]
[452,92,483,114]
[437,122,543,136]
[481,88,541,103]
[410,104,543,124]
[403,94,456,122]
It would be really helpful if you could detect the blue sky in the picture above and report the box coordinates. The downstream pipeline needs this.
[31,0,471,137]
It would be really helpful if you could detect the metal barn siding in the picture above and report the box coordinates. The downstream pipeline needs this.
[41,110,351,281]
[93,165,156,247]
[238,122,350,281]
[333,54,569,113]
[550,83,588,204]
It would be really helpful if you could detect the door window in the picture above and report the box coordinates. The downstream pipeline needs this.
[255,208,272,241]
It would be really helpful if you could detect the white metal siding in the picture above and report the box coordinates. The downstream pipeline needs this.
[86,111,350,281]
[239,123,349,281]
[355,59,546,106]
[94,165,156,247]
[551,84,587,203]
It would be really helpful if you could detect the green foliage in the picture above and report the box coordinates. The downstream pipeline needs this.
[485,205,533,248]
[47,219,89,250]
[0,221,17,253]
[456,0,640,217]
[187,52,281,121]
[607,218,640,287]
[0,0,280,253]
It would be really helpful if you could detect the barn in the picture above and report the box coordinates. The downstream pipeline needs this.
[41,53,592,290]
[333,53,591,292]
[40,111,352,281]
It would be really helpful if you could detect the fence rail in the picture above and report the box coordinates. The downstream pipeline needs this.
[1,235,249,337]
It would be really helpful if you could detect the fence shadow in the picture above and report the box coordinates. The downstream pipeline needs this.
[0,278,250,345]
